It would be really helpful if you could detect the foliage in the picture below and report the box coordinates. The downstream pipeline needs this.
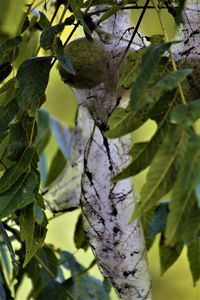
[0,0,199,299]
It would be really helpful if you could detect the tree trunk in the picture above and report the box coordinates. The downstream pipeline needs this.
[73,8,151,300]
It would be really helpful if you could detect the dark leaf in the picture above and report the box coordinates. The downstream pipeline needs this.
[69,0,92,38]
[20,204,48,266]
[45,148,66,186]
[33,202,45,225]
[0,63,12,83]
[0,78,16,106]
[187,239,200,285]
[171,99,200,128]
[35,109,51,154]
[0,35,22,65]
[38,12,51,30]
[129,42,175,110]
[36,245,58,278]
[36,279,73,300]
[74,213,89,251]
[16,56,52,110]
[0,99,18,141]
[54,37,75,75]
[147,201,169,239]
[112,123,169,181]
[166,136,200,245]
[40,23,65,50]
[131,127,183,219]
[159,234,183,275]
[60,251,110,299]
[0,172,37,220]
[0,146,35,193]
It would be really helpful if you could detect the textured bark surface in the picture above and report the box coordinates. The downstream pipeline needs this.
[74,9,151,300]
[172,3,200,98]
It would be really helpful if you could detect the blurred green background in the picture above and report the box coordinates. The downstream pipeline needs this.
[1,0,199,298]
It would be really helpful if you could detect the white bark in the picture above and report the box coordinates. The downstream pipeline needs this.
[172,2,200,99]
[74,8,151,300]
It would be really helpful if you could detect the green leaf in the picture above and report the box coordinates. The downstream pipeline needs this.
[45,148,66,186]
[105,110,145,138]
[25,248,58,299]
[159,234,183,275]
[0,78,16,106]
[166,136,200,245]
[61,251,110,299]
[129,42,175,111]
[135,68,192,114]
[0,99,18,141]
[40,23,65,50]
[187,239,200,286]
[35,109,51,154]
[171,99,200,128]
[0,35,22,65]
[16,56,52,110]
[0,146,35,193]
[54,37,75,75]
[7,116,36,161]
[36,279,73,300]
[74,213,89,251]
[119,48,147,90]
[69,0,92,38]
[132,127,183,219]
[112,123,169,181]
[36,245,58,278]
[20,204,48,267]
[0,222,18,273]
[38,11,51,30]
[0,172,37,220]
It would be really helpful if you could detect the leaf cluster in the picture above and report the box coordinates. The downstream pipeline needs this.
[106,39,200,284]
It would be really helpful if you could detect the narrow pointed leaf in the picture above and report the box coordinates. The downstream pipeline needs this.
[112,123,169,180]
[159,234,183,275]
[187,239,200,286]
[166,136,200,245]
[38,11,51,30]
[54,37,75,75]
[130,42,175,110]
[132,127,183,219]
[69,0,92,38]
[74,213,89,251]
[20,204,48,267]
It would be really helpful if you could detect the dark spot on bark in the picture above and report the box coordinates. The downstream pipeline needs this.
[113,241,119,246]
[123,271,129,278]
[121,254,126,259]
[189,30,200,38]
[130,251,139,256]
[124,283,131,289]
[111,205,118,216]
[117,287,122,293]
[109,165,113,171]
[180,46,195,57]
[113,226,120,234]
